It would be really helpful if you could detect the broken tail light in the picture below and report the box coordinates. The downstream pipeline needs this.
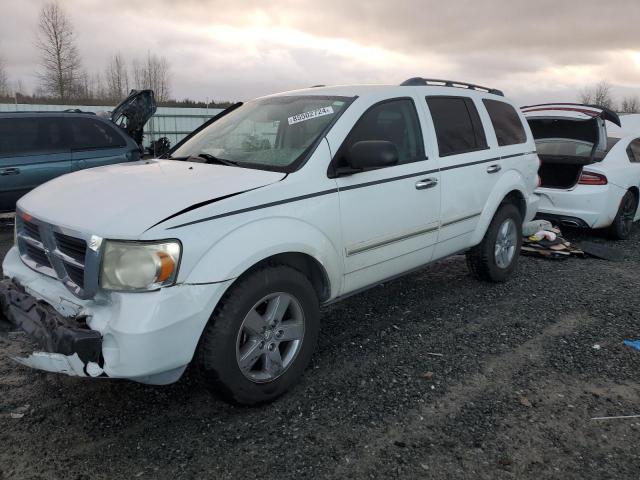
[578,171,608,186]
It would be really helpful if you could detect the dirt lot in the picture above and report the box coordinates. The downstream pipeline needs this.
[1,223,640,480]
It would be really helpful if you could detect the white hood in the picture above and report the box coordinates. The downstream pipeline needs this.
[18,159,285,237]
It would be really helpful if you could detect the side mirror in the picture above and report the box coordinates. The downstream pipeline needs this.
[345,140,399,171]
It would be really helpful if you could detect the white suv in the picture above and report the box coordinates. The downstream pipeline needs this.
[0,78,539,404]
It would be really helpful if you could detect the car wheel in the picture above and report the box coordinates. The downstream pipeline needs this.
[608,191,638,240]
[196,265,319,405]
[466,203,523,283]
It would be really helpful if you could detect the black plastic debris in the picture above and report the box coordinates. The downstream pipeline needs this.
[575,241,623,262]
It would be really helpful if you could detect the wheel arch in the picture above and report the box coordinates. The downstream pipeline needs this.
[470,171,530,245]
[622,185,640,224]
[502,189,527,220]
[183,216,342,300]
[231,252,332,303]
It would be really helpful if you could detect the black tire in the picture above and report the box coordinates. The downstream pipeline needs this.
[466,203,523,283]
[196,265,320,405]
[608,191,637,240]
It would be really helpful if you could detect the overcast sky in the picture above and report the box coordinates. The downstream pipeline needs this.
[1,0,640,105]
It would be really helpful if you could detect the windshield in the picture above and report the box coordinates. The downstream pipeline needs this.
[171,95,352,171]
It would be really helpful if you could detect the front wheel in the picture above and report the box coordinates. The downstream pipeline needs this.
[196,265,320,405]
[608,191,637,240]
[466,203,523,282]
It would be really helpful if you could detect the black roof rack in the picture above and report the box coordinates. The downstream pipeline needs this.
[400,77,504,96]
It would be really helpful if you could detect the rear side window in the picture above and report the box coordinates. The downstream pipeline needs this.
[338,98,424,166]
[0,117,69,157]
[627,139,640,163]
[426,96,487,157]
[69,118,126,150]
[483,99,527,146]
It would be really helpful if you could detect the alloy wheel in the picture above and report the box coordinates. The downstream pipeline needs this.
[494,218,517,269]
[235,292,305,383]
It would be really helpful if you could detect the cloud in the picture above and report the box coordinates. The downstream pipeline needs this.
[0,0,639,104]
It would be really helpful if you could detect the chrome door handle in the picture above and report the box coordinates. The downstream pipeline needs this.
[0,168,20,176]
[415,178,438,190]
[486,164,501,174]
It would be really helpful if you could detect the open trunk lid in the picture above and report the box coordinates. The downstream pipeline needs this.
[522,104,621,189]
[110,89,157,149]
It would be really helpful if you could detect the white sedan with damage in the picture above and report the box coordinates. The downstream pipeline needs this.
[523,104,640,239]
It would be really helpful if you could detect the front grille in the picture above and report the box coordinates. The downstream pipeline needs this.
[17,215,92,298]
[25,243,52,268]
[54,232,87,263]
[64,262,85,286]
[23,221,41,241]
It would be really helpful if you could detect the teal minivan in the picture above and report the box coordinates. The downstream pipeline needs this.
[0,90,156,212]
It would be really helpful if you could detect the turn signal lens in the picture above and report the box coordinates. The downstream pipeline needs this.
[578,171,608,185]
[156,251,176,282]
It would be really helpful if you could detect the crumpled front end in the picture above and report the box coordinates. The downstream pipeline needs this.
[0,278,104,378]
[1,244,233,384]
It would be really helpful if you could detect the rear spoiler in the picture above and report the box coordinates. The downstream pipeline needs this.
[521,103,621,127]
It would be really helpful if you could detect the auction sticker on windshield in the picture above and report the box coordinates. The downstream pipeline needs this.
[287,106,334,125]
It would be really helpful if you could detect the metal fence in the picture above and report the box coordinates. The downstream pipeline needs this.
[0,103,223,149]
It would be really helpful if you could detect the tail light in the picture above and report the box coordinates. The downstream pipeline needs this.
[578,171,608,185]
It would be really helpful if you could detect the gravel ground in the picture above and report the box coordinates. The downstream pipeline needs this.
[1,223,640,479]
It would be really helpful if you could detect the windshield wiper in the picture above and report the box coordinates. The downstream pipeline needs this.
[193,153,239,167]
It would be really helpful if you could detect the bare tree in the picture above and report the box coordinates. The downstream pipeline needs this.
[621,96,640,114]
[579,80,615,110]
[105,53,129,101]
[35,1,82,99]
[131,52,171,102]
[0,54,9,97]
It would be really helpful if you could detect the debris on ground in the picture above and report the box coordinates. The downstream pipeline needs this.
[0,404,29,419]
[575,241,624,262]
[522,219,554,237]
[591,414,640,421]
[623,339,640,351]
[519,396,532,408]
[521,221,585,260]
[421,371,434,380]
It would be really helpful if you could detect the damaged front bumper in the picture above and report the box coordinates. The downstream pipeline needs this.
[2,245,234,385]
[0,279,104,377]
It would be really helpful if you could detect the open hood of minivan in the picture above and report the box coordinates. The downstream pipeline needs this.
[110,89,157,148]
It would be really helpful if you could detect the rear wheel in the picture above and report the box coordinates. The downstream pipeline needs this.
[196,265,319,405]
[608,191,637,240]
[466,203,523,282]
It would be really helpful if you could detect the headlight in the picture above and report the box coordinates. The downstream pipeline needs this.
[100,240,181,291]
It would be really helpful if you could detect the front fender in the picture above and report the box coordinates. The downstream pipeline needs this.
[470,170,529,245]
[184,217,343,298]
